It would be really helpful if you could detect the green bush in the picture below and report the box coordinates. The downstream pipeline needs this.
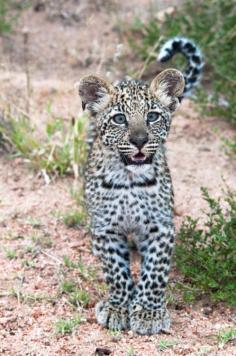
[175,187,236,305]
[128,0,236,126]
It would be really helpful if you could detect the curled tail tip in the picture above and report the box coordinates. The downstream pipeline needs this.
[157,36,204,97]
[157,36,203,63]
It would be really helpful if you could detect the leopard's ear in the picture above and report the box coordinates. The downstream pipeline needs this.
[150,69,185,111]
[78,75,114,113]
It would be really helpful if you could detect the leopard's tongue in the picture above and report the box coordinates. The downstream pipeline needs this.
[131,152,146,162]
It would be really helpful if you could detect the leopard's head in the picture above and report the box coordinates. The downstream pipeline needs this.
[78,69,184,166]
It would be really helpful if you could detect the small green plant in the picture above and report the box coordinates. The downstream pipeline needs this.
[25,217,41,228]
[108,329,122,340]
[197,346,211,356]
[126,346,136,356]
[55,316,81,335]
[224,138,236,156]
[21,258,36,269]
[95,282,109,298]
[59,279,90,308]
[5,248,17,259]
[157,339,177,351]
[63,255,97,281]
[11,289,55,304]
[31,234,53,249]
[63,255,78,269]
[175,187,236,305]
[69,289,90,308]
[77,256,97,280]
[181,288,197,303]
[217,328,236,347]
[63,209,87,227]
[70,185,85,206]
[24,244,38,255]
[60,279,77,294]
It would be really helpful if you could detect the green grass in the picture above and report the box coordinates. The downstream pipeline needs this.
[68,289,90,308]
[24,244,38,255]
[127,0,236,152]
[95,282,109,298]
[175,187,236,305]
[5,248,17,259]
[197,346,211,356]
[76,256,97,280]
[70,186,85,206]
[157,339,177,352]
[224,138,236,157]
[126,346,136,356]
[25,217,42,228]
[21,258,36,269]
[108,329,122,340]
[11,289,56,305]
[217,328,236,347]
[55,316,82,335]
[63,255,78,269]
[31,234,53,249]
[0,113,87,178]
[0,0,17,33]
[63,209,87,227]
[60,279,90,308]
[62,185,87,228]
[60,279,77,294]
[63,256,97,281]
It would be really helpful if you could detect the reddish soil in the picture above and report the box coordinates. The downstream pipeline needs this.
[0,1,236,355]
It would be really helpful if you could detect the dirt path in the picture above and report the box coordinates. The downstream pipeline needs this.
[0,1,236,355]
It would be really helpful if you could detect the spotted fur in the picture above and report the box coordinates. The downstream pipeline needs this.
[77,40,201,335]
[158,37,204,97]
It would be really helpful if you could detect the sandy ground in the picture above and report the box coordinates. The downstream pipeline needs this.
[0,1,236,355]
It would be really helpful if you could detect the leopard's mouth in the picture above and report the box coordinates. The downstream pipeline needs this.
[120,152,153,165]
[131,152,147,164]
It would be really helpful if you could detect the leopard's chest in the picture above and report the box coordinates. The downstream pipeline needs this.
[85,161,173,235]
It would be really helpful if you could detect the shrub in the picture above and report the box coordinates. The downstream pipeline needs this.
[128,0,236,126]
[175,187,236,305]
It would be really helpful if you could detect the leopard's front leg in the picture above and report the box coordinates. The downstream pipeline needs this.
[93,231,134,331]
[130,223,174,335]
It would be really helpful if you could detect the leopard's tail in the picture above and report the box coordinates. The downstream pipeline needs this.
[157,37,204,98]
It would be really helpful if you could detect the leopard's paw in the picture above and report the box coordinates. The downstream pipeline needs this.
[95,301,129,331]
[129,304,170,335]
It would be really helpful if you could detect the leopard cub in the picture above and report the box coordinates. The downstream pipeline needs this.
[78,37,203,335]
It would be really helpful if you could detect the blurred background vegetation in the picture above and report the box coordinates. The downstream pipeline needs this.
[128,0,236,153]
[0,0,29,32]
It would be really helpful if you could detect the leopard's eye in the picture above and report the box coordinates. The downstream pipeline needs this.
[147,112,160,123]
[112,114,127,125]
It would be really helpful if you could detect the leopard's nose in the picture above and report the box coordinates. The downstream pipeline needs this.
[130,133,148,149]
